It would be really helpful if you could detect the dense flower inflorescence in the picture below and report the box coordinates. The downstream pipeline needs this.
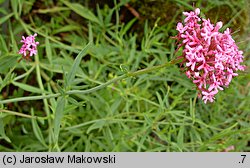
[175,8,245,103]
[18,33,39,58]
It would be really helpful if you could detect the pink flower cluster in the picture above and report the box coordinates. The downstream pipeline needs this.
[18,33,39,57]
[175,8,245,103]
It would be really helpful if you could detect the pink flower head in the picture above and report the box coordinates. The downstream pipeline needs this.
[18,33,39,57]
[175,8,245,103]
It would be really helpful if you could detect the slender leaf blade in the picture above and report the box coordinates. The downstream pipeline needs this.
[12,81,49,94]
[62,1,100,24]
[45,37,53,65]
[53,97,66,143]
[66,42,92,87]
[0,54,19,74]
[87,120,106,134]
[0,13,14,25]
[177,125,185,149]
[31,108,46,147]
[0,118,11,143]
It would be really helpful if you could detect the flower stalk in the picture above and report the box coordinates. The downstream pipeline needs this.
[0,61,176,104]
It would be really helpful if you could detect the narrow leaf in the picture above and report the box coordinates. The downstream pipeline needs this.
[177,125,185,149]
[0,54,18,74]
[66,42,92,87]
[12,81,49,94]
[0,35,8,53]
[35,7,69,14]
[62,1,100,24]
[53,97,66,143]
[87,120,106,134]
[0,13,14,25]
[31,108,46,146]
[45,37,53,65]
[52,25,81,35]
[8,21,18,52]
[10,0,18,19]
[0,118,11,143]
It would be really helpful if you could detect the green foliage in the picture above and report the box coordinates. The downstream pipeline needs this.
[0,0,249,152]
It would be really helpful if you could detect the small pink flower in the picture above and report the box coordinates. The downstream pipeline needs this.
[18,33,39,58]
[202,90,218,104]
[175,8,245,103]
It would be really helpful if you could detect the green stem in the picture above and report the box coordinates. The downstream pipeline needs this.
[0,109,47,119]
[66,74,127,95]
[0,61,176,104]
[14,65,36,81]
[127,61,173,77]
[40,70,58,92]
[35,53,53,149]
[0,93,60,104]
